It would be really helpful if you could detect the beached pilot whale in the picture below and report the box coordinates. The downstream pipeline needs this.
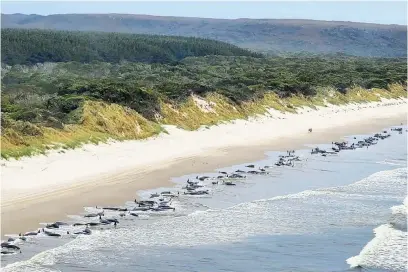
[196,176,210,181]
[184,190,209,195]
[1,242,20,250]
[24,230,40,236]
[84,211,104,218]
[43,230,61,237]
[102,207,127,212]
[183,183,203,191]
[45,223,60,229]
[132,206,150,211]
[99,214,118,221]
[17,236,27,241]
[247,170,268,175]
[98,215,119,224]
[150,193,160,198]
[136,200,156,207]
[45,221,68,229]
[74,228,92,235]
[1,250,17,255]
[86,222,101,227]
[99,219,112,225]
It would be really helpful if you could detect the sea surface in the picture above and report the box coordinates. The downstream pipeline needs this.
[2,125,407,272]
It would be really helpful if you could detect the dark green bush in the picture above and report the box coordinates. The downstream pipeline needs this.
[57,81,160,119]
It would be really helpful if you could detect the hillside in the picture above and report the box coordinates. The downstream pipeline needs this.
[2,55,407,159]
[1,13,407,57]
[1,28,260,65]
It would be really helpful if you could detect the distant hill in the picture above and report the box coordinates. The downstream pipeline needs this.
[1,13,407,57]
[1,28,260,65]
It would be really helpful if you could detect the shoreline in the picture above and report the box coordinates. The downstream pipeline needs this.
[1,99,407,237]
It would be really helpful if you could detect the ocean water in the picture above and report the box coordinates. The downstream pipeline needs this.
[2,126,407,272]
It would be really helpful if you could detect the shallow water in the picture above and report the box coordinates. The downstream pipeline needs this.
[2,126,407,272]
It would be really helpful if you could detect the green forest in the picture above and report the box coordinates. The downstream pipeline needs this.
[1,28,261,65]
[1,28,407,159]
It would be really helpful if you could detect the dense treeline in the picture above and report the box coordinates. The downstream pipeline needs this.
[2,55,406,129]
[1,28,262,65]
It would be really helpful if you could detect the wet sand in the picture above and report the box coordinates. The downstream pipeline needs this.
[1,112,406,237]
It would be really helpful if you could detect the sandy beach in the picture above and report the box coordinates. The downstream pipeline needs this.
[1,98,407,237]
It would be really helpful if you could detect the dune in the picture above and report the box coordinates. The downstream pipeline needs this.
[1,98,407,236]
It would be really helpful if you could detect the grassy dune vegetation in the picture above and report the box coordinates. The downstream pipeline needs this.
[1,29,407,159]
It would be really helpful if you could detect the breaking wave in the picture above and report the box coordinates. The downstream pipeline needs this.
[347,196,408,271]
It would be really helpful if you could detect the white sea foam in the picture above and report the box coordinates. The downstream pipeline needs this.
[320,167,407,197]
[347,224,407,272]
[391,196,408,216]
[346,194,407,271]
